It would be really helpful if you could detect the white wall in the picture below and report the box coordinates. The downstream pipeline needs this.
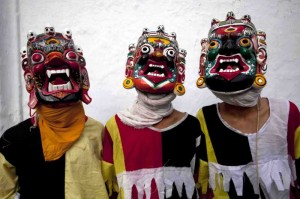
[1,0,300,134]
[0,0,23,133]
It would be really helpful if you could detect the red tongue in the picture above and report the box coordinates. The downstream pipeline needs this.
[51,77,67,85]
[226,65,233,70]
[219,64,241,81]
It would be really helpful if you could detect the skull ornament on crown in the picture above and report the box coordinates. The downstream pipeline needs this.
[123,25,187,96]
[196,12,267,93]
[21,25,91,109]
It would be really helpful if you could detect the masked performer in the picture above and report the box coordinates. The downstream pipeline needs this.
[196,12,300,198]
[101,25,201,199]
[0,26,108,199]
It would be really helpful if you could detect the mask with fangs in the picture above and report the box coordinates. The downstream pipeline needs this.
[123,25,187,96]
[21,27,91,109]
[196,11,267,94]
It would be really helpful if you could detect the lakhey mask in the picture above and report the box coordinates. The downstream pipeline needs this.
[196,12,267,94]
[21,26,91,109]
[123,25,187,95]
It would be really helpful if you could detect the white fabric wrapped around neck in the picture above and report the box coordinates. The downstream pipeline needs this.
[117,90,176,128]
[212,87,262,107]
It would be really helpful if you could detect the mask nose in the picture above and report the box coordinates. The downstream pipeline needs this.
[153,49,163,57]
[45,52,66,67]
[219,39,239,55]
[149,48,164,61]
[224,39,234,49]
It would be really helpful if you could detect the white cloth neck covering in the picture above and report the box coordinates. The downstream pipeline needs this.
[117,90,176,128]
[212,87,262,107]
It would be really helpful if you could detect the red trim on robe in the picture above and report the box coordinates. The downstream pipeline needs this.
[132,179,159,199]
[115,115,163,171]
[287,101,300,158]
[287,101,300,199]
[102,126,114,164]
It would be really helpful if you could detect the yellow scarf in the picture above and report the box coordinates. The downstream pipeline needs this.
[36,102,85,161]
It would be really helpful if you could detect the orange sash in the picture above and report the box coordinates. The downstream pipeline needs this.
[36,102,85,161]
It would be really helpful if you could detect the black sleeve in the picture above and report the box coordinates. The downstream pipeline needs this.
[0,119,32,166]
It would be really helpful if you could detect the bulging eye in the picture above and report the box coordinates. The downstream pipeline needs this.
[164,48,176,58]
[208,40,220,50]
[140,44,152,54]
[239,37,251,48]
[66,51,78,61]
[31,53,45,64]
